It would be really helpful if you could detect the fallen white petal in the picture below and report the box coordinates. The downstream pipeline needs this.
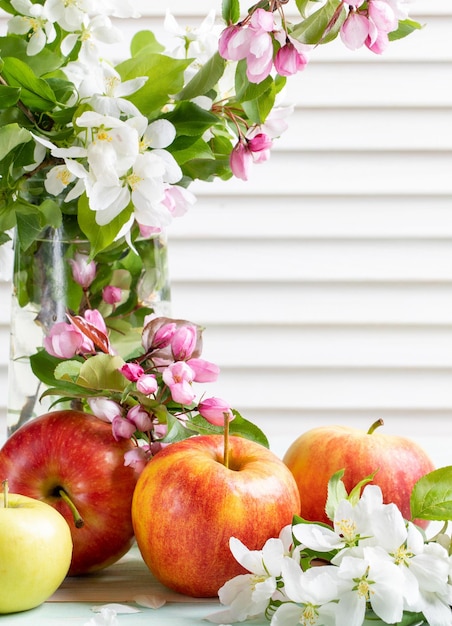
[203,607,234,624]
[134,594,167,609]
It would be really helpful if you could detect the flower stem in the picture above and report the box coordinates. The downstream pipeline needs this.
[223,412,230,469]
[367,418,384,435]
[59,488,85,528]
[2,480,8,508]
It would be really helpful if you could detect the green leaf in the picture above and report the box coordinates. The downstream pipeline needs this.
[325,469,348,521]
[186,410,269,448]
[0,123,31,160]
[162,412,195,444]
[130,30,164,56]
[15,211,43,251]
[222,0,240,24]
[388,19,423,42]
[170,136,214,165]
[116,54,190,117]
[77,193,133,257]
[30,350,67,387]
[76,353,128,392]
[410,466,452,521]
[295,0,313,18]
[241,83,276,125]
[1,57,57,111]
[54,360,83,383]
[291,0,345,45]
[165,101,219,136]
[176,53,226,101]
[0,84,21,109]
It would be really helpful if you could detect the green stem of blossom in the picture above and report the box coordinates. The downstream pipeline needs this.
[224,413,230,469]
[58,489,85,528]
[367,418,384,435]
[2,480,8,508]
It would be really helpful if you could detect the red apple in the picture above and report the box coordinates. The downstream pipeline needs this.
[283,421,435,528]
[132,434,301,597]
[0,410,138,575]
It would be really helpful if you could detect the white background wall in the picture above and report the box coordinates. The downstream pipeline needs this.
[1,1,451,464]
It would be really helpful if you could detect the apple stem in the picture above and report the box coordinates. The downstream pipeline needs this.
[58,488,85,528]
[2,480,8,508]
[367,418,384,435]
[223,412,230,469]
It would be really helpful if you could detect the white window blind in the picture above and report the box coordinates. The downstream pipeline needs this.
[0,2,451,453]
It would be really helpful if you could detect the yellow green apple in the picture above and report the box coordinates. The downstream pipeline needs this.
[283,421,435,527]
[132,434,301,597]
[0,486,73,613]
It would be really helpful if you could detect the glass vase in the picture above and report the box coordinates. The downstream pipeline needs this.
[7,223,171,436]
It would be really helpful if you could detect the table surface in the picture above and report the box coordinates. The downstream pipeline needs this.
[1,433,449,625]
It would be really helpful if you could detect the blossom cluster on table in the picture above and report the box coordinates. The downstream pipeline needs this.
[208,471,452,626]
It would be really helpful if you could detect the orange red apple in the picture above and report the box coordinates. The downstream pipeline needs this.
[132,434,301,597]
[0,410,138,575]
[283,420,435,527]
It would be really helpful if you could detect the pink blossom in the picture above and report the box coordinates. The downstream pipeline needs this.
[120,362,145,382]
[68,252,96,289]
[340,12,371,50]
[87,397,123,422]
[102,285,122,304]
[162,361,196,405]
[127,405,153,431]
[124,445,151,474]
[171,324,198,361]
[198,397,234,426]
[366,28,390,53]
[187,358,220,383]
[136,373,158,395]
[84,309,108,336]
[230,140,253,181]
[146,321,177,351]
[274,40,308,76]
[43,322,84,358]
[138,223,161,238]
[369,0,398,33]
[162,185,196,217]
[111,415,136,441]
[218,24,247,60]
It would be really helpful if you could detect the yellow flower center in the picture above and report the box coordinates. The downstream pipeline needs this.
[105,76,121,96]
[57,168,72,186]
[300,604,318,626]
[127,173,142,191]
[336,518,357,542]
[96,131,113,142]
[392,545,414,566]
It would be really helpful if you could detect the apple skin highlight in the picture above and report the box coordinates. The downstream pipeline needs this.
[283,424,435,528]
[132,434,301,597]
[0,410,138,575]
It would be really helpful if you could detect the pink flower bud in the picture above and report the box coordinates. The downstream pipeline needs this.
[274,41,308,77]
[84,309,108,336]
[171,324,197,361]
[248,133,273,154]
[111,416,136,441]
[120,363,145,382]
[230,140,253,181]
[136,374,158,395]
[87,397,123,423]
[151,322,177,350]
[43,322,84,359]
[68,252,96,289]
[102,285,122,304]
[187,358,220,382]
[127,405,153,432]
[198,397,234,427]
[124,446,151,474]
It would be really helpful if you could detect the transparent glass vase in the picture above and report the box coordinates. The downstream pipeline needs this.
[7,224,171,436]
